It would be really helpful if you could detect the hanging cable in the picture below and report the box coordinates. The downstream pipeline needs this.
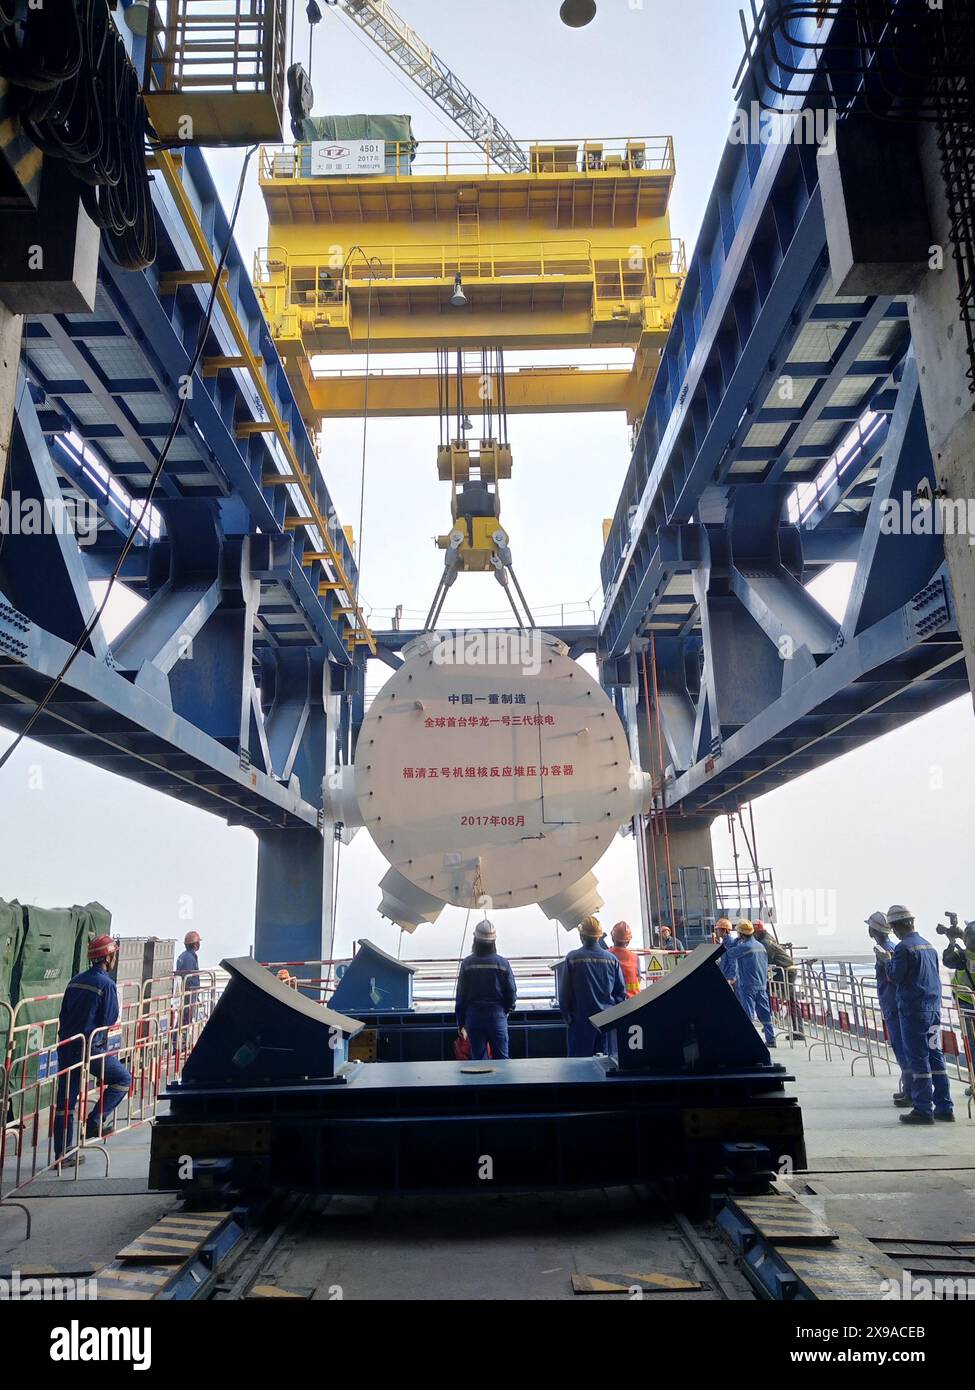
[330,247,378,946]
[452,866,485,998]
[648,635,676,924]
[736,805,775,933]
[507,567,536,628]
[0,145,258,777]
[352,260,378,614]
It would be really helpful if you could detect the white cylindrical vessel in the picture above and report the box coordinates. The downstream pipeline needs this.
[342,630,650,930]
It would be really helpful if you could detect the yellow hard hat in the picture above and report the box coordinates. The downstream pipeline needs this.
[737,920,755,935]
[580,914,604,938]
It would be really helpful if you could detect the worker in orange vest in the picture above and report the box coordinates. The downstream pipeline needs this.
[608,921,642,996]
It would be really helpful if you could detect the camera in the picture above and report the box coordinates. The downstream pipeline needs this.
[936,924,964,942]
[936,909,963,940]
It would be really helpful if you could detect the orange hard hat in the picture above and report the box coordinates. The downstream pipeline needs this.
[277,969,291,982]
[88,934,116,961]
[715,918,733,932]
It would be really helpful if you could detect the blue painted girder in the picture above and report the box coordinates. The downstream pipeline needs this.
[0,392,320,829]
[598,5,968,817]
[656,363,967,815]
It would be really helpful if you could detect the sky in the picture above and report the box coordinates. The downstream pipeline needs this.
[1,0,973,967]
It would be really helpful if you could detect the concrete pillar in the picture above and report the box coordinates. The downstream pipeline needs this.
[910,124,975,710]
[650,819,715,941]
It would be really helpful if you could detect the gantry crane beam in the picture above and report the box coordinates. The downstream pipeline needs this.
[257,135,681,428]
[299,361,645,420]
[332,0,528,173]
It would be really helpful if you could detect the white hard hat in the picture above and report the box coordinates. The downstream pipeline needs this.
[886,904,914,926]
[473,919,497,943]
[865,911,889,932]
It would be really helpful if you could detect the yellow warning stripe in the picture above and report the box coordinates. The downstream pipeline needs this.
[154,1218,223,1232]
[123,1236,200,1251]
[98,1268,170,1286]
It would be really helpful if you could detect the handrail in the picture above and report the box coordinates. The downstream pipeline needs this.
[151,150,376,655]
[0,973,222,1199]
[310,361,635,380]
[259,136,676,182]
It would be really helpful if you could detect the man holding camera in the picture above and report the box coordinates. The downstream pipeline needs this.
[866,911,911,1107]
[940,916,975,1098]
[876,905,954,1125]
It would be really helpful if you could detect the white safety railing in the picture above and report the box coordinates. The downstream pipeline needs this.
[767,960,973,1097]
[1,972,221,1203]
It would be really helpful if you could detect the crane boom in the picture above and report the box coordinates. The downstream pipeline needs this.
[334,0,529,173]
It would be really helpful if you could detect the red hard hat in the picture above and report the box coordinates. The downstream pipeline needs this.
[88,934,115,961]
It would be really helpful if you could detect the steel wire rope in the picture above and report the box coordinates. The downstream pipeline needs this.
[328,250,378,952]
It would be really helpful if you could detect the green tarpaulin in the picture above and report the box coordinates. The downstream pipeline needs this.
[300,113,415,144]
[297,114,416,177]
[6,901,113,1116]
[0,899,25,1057]
[70,901,112,973]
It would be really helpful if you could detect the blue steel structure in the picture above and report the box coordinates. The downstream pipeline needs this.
[599,3,969,818]
[0,146,365,962]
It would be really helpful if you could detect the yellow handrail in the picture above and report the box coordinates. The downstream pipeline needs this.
[258,136,676,182]
[156,152,375,654]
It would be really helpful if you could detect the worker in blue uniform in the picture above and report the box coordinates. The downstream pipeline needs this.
[53,935,132,1161]
[175,929,202,1034]
[865,910,911,1107]
[733,920,776,1047]
[175,930,201,994]
[455,919,517,1061]
[880,905,954,1125]
[560,916,627,1057]
[714,918,738,984]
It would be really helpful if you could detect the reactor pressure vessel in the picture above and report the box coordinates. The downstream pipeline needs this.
[325,630,652,931]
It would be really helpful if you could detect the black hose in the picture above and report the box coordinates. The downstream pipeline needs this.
[1,0,155,269]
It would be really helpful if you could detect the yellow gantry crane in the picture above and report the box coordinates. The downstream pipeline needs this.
[256,131,683,428]
[251,0,684,598]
